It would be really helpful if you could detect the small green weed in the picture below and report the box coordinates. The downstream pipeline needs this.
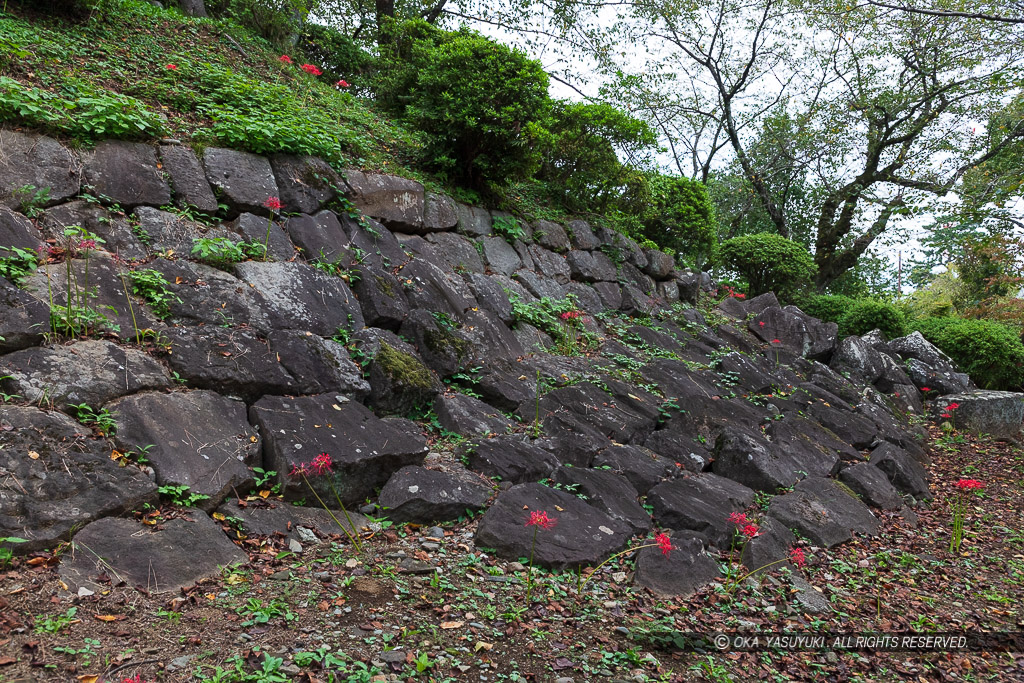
[158,484,211,508]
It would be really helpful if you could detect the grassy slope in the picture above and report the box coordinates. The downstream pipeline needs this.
[0,1,427,181]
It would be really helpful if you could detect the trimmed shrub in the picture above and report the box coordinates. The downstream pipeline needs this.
[538,101,656,213]
[914,317,1024,390]
[837,300,906,340]
[638,174,717,269]
[402,28,551,188]
[797,294,857,324]
[717,233,816,299]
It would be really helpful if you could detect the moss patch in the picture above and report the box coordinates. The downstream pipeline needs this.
[423,326,471,362]
[375,343,434,390]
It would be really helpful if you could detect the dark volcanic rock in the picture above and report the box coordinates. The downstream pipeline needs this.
[935,391,1024,439]
[424,192,458,232]
[83,140,171,209]
[838,462,903,510]
[60,512,247,594]
[0,406,157,553]
[110,390,260,509]
[767,476,880,547]
[461,435,559,483]
[363,336,443,416]
[434,393,513,436]
[475,483,632,569]
[234,261,364,337]
[592,444,680,494]
[1,205,43,252]
[353,267,410,330]
[151,259,271,331]
[134,206,237,254]
[285,210,351,263]
[344,170,424,231]
[0,129,80,208]
[634,532,720,597]
[869,442,931,500]
[218,499,371,543]
[567,220,600,250]
[712,427,803,492]
[426,232,485,273]
[160,143,219,213]
[202,147,280,217]
[0,278,49,353]
[480,236,523,276]
[456,203,492,238]
[647,474,757,547]
[227,213,295,262]
[531,220,570,253]
[0,340,171,410]
[740,516,798,573]
[250,394,428,505]
[270,154,343,214]
[41,200,146,259]
[378,466,491,522]
[764,416,854,474]
[267,329,369,398]
[553,466,651,534]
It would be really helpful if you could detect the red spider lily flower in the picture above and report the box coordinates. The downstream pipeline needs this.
[759,321,765,327]
[279,55,293,64]
[165,63,178,71]
[310,452,334,475]
[735,293,746,299]
[741,524,759,538]
[654,531,673,556]
[336,79,350,88]
[301,63,322,76]
[941,413,952,418]
[78,239,97,250]
[122,675,144,683]
[728,511,748,526]
[789,546,806,568]
[525,510,556,530]
[289,463,308,477]
[559,310,582,321]
[955,479,983,491]
[920,387,931,392]
[263,196,283,211]
[946,402,960,411]
[771,339,781,344]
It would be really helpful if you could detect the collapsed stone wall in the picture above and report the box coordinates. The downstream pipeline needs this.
[0,127,1012,596]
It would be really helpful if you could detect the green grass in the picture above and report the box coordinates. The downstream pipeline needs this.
[0,1,423,176]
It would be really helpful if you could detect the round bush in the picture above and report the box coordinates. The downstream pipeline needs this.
[838,300,907,340]
[639,174,717,269]
[404,29,551,188]
[914,317,1024,390]
[797,294,857,324]
[717,233,816,299]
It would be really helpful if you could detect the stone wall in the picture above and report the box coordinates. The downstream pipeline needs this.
[0,127,1003,596]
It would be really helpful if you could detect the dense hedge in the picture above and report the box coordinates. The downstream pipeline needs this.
[914,317,1024,390]
[797,294,857,324]
[838,300,907,340]
[717,233,816,299]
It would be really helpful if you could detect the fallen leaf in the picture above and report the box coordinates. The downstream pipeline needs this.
[474,641,493,652]
[93,614,125,622]
[440,621,464,629]
[77,676,98,683]
[28,451,39,460]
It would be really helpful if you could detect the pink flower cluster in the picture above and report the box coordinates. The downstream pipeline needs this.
[955,478,983,491]
[559,310,583,322]
[290,452,333,477]
[654,531,672,556]
[729,512,759,538]
[263,196,283,211]
[525,509,556,530]
[941,402,960,419]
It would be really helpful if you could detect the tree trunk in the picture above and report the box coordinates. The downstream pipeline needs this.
[376,0,395,43]
[178,0,207,17]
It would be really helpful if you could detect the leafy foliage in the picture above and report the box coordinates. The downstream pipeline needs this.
[717,233,816,299]
[914,317,1024,391]
[837,300,906,340]
[637,174,717,267]
[537,101,656,213]
[796,294,856,324]
[389,25,551,188]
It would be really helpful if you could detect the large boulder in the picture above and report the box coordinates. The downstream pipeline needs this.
[250,394,428,505]
[838,463,903,510]
[361,335,442,416]
[269,154,343,215]
[344,170,424,232]
[150,259,272,331]
[531,220,570,253]
[552,467,651,534]
[712,427,804,492]
[109,390,261,509]
[82,140,171,209]
[433,393,513,437]
[41,200,146,260]
[1,204,43,252]
[160,143,219,214]
[0,129,80,208]
[767,476,880,547]
[377,466,491,523]
[227,213,295,262]
[425,232,485,274]
[475,483,633,570]
[60,512,247,595]
[0,278,49,353]
[234,261,364,337]
[202,147,280,217]
[0,340,171,410]
[285,210,352,263]
[634,532,720,597]
[352,266,410,330]
[592,444,680,494]
[934,391,1024,439]
[218,499,371,544]
[460,435,559,483]
[0,406,157,553]
[134,205,239,255]
[869,442,931,500]
[423,192,458,232]
[888,331,971,395]
[647,474,757,547]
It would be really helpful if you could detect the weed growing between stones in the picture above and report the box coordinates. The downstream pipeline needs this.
[0,245,40,285]
[950,478,984,554]
[0,536,26,567]
[289,452,364,554]
[46,226,117,339]
[261,196,283,259]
